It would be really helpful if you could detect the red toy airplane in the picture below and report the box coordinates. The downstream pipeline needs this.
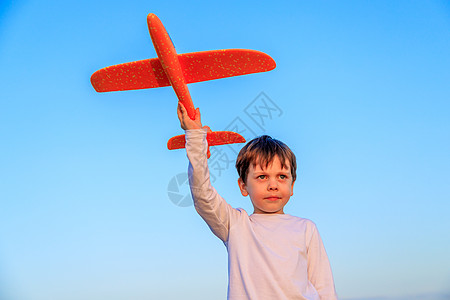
[91,13,276,157]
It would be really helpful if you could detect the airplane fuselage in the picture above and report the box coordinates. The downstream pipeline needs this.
[147,14,196,120]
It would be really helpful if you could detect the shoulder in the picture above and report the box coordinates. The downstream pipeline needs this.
[283,215,319,238]
[285,214,317,227]
[224,207,250,222]
[233,207,251,221]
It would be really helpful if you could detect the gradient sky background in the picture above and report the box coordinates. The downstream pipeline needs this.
[1,1,449,299]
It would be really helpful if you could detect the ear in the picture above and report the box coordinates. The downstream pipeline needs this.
[290,180,295,196]
[238,178,249,197]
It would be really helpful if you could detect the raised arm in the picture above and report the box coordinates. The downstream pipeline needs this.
[177,102,236,243]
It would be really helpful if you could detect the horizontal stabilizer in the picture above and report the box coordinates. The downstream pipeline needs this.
[167,131,246,150]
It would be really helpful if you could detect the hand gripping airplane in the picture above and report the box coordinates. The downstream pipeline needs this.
[91,13,276,158]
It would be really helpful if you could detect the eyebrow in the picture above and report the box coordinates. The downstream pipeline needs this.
[252,168,291,174]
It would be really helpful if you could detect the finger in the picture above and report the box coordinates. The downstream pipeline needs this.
[178,102,189,118]
[177,102,183,120]
[195,107,201,121]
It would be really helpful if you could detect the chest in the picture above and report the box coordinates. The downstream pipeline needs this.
[228,218,309,260]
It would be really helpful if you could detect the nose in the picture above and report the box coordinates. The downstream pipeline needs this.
[267,178,278,191]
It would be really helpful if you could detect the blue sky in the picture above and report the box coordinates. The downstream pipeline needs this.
[1,1,449,299]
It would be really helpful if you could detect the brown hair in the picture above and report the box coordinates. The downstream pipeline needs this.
[235,135,297,184]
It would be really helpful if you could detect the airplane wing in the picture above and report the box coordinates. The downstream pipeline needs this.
[91,49,275,93]
[91,57,170,92]
[180,49,276,84]
[167,131,246,150]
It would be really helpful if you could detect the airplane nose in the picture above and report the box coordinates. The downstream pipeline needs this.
[147,13,160,25]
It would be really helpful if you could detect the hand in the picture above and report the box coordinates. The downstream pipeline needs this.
[177,101,203,130]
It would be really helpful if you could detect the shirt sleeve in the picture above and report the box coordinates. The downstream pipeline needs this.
[306,222,339,300]
[185,129,238,243]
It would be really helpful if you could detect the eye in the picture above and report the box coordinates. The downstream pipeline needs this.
[257,175,266,179]
[279,174,288,180]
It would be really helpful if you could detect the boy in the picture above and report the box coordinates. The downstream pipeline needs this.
[177,102,338,300]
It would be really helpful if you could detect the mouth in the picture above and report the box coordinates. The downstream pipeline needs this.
[265,196,281,201]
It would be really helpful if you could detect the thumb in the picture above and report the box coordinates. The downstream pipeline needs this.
[203,125,212,133]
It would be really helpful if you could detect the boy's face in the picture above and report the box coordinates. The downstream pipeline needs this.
[238,155,295,214]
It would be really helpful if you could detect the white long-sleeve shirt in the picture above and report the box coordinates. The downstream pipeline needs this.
[186,129,338,300]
